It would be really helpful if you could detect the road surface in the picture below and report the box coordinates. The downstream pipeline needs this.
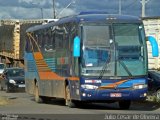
[0,91,160,120]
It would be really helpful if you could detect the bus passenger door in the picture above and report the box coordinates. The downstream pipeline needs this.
[68,35,81,100]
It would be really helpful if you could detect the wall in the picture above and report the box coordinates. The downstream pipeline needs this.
[143,18,160,69]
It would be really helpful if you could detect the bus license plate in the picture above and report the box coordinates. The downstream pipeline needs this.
[110,93,122,97]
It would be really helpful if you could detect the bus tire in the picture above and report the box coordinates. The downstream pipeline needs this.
[34,83,42,103]
[0,82,3,91]
[156,89,160,101]
[6,85,10,93]
[65,85,75,108]
[119,100,131,110]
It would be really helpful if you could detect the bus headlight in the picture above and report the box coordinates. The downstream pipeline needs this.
[9,79,16,84]
[133,84,147,89]
[81,84,98,90]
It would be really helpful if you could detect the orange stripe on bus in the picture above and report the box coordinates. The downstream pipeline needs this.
[33,52,79,81]
[34,52,43,59]
[39,72,79,81]
[68,77,79,81]
[39,72,65,80]
[98,80,128,89]
[33,52,52,72]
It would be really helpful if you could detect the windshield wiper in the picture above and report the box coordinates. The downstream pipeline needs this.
[98,61,109,79]
[119,60,133,77]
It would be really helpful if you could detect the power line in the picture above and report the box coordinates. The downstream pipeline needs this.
[123,0,138,10]
[56,0,76,18]
[52,0,76,18]
[118,0,138,15]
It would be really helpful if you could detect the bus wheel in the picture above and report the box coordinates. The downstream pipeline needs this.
[119,100,131,110]
[34,83,42,103]
[6,85,10,93]
[0,82,3,91]
[156,89,160,101]
[65,85,75,108]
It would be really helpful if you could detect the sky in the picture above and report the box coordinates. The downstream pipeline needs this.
[0,0,159,19]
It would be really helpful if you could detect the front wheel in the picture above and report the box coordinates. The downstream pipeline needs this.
[119,100,131,110]
[156,89,160,101]
[0,82,3,91]
[65,85,75,108]
[6,85,10,93]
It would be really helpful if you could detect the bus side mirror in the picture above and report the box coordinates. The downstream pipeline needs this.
[147,36,159,57]
[73,36,80,57]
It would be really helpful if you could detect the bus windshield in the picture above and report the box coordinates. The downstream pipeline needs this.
[81,24,147,77]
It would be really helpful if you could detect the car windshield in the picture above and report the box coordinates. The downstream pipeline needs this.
[0,64,4,69]
[6,69,24,77]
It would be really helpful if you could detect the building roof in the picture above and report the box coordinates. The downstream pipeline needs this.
[142,16,160,20]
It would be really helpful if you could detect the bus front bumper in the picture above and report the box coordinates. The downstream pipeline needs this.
[80,88,147,101]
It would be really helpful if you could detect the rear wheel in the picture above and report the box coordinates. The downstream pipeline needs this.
[34,83,42,103]
[119,100,131,110]
[0,82,3,91]
[65,85,75,108]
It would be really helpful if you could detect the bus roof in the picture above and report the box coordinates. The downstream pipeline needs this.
[26,13,142,32]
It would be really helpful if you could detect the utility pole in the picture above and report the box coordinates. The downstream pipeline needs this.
[53,0,56,19]
[31,2,44,19]
[140,0,149,17]
[119,0,122,15]
[40,8,43,19]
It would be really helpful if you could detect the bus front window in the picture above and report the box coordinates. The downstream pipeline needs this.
[81,25,115,77]
[114,24,147,77]
[81,24,147,78]
[83,47,109,67]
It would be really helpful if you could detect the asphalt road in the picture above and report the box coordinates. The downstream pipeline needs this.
[0,91,160,120]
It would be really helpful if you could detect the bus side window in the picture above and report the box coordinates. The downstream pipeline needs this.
[41,31,45,52]
[25,36,32,53]
[70,23,79,76]
[38,32,43,49]
[84,49,98,66]
[44,28,54,52]
[51,32,56,50]
[44,34,50,51]
[32,33,39,52]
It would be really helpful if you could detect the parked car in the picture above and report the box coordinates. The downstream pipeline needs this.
[148,70,160,100]
[0,63,5,79]
[0,67,25,92]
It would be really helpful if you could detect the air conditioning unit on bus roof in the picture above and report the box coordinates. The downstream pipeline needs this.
[79,11,108,15]
[42,19,59,24]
